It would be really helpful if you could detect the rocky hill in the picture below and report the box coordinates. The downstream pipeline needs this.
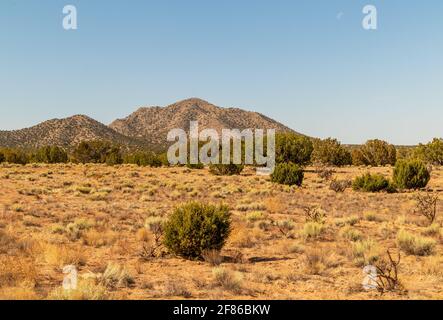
[0,115,143,149]
[110,98,297,146]
[0,98,299,150]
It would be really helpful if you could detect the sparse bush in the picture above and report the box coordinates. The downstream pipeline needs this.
[43,244,87,267]
[312,138,352,166]
[212,268,242,293]
[352,140,397,166]
[422,224,441,237]
[302,222,325,240]
[303,248,331,275]
[275,219,295,237]
[209,164,244,176]
[275,133,313,165]
[245,211,267,223]
[163,202,231,259]
[329,179,351,193]
[375,250,405,294]
[340,226,363,242]
[352,239,380,266]
[364,211,382,222]
[0,256,37,288]
[271,163,304,186]
[49,279,109,300]
[334,215,361,227]
[163,281,192,298]
[202,249,223,266]
[393,160,430,190]
[302,205,326,223]
[82,229,118,247]
[414,192,438,225]
[317,166,334,180]
[397,230,435,256]
[352,173,392,192]
[99,263,134,288]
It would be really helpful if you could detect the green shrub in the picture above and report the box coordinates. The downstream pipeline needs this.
[352,173,393,192]
[72,141,122,164]
[124,151,162,167]
[1,148,29,164]
[312,138,352,166]
[393,159,430,190]
[209,164,243,176]
[275,133,313,165]
[271,163,304,186]
[413,138,443,165]
[163,202,231,259]
[0,150,4,163]
[186,163,204,169]
[33,146,68,164]
[352,139,397,166]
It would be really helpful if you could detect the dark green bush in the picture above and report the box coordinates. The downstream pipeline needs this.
[33,146,68,164]
[312,138,352,166]
[1,148,29,164]
[271,162,304,186]
[0,150,5,163]
[124,151,162,167]
[72,141,122,164]
[352,140,397,166]
[209,164,244,176]
[187,163,204,169]
[163,202,231,259]
[352,173,392,192]
[393,160,430,190]
[413,138,443,165]
[275,133,313,165]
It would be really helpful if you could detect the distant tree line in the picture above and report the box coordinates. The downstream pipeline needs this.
[0,141,168,167]
[0,136,442,168]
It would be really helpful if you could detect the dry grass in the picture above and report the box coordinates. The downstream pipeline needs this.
[0,164,442,299]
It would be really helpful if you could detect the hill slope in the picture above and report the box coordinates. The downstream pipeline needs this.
[0,98,300,150]
[0,115,142,149]
[110,98,297,146]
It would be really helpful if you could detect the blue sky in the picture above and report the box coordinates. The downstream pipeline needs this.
[1,0,442,145]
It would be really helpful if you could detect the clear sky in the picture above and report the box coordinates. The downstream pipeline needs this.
[1,0,442,145]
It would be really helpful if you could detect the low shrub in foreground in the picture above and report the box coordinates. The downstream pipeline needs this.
[393,159,430,190]
[209,164,244,176]
[271,163,304,186]
[352,173,394,193]
[163,202,231,259]
[397,230,436,256]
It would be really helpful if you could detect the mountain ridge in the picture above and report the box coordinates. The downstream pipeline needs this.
[0,98,300,150]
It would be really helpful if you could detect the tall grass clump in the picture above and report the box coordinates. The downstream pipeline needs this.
[397,230,435,256]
